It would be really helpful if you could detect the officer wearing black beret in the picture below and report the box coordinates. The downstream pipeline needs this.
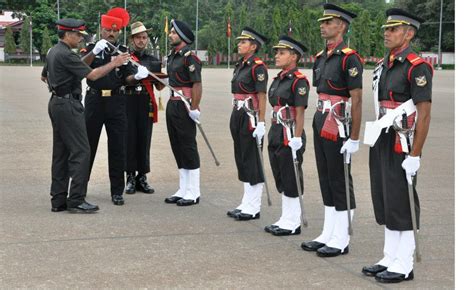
[264,36,309,236]
[41,18,129,213]
[226,27,269,221]
[164,19,203,206]
[362,8,433,283]
[301,3,363,258]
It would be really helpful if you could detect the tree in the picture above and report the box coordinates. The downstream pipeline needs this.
[19,16,31,54]
[41,26,53,58]
[4,26,17,62]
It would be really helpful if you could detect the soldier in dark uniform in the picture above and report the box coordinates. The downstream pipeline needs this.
[362,9,432,283]
[41,18,129,213]
[264,36,309,236]
[301,4,363,257]
[226,27,268,221]
[81,8,144,206]
[124,21,163,195]
[163,20,203,206]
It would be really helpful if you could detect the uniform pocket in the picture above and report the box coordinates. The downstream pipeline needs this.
[71,100,85,116]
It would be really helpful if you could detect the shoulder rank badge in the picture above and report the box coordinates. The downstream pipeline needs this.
[257,74,265,82]
[415,75,427,87]
[189,64,195,72]
[298,87,307,96]
[349,67,359,77]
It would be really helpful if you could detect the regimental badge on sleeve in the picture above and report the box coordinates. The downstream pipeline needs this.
[257,74,265,82]
[415,75,427,87]
[298,87,307,96]
[189,64,195,72]
[349,67,359,77]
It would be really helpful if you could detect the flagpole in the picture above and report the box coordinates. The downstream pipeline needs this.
[227,36,230,69]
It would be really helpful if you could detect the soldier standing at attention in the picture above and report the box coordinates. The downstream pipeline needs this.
[362,9,432,283]
[301,4,363,258]
[226,27,269,221]
[163,20,203,206]
[264,36,309,236]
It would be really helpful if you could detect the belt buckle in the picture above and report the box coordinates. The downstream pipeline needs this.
[136,86,142,92]
[101,90,112,97]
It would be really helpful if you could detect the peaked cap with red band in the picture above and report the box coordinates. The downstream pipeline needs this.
[101,7,130,30]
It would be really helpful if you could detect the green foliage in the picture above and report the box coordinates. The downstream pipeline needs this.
[41,26,53,55]
[4,26,17,56]
[2,0,454,63]
[19,16,31,53]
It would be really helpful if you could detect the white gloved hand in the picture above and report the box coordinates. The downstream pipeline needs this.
[92,39,108,55]
[134,65,149,80]
[402,155,420,184]
[340,138,360,164]
[288,137,302,159]
[252,122,265,145]
[188,109,201,122]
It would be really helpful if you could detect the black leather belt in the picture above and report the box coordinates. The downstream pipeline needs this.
[121,85,149,95]
[52,93,81,101]
[86,87,121,97]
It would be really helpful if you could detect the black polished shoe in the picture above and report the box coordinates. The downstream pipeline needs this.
[67,201,99,213]
[271,226,301,236]
[176,197,200,206]
[316,245,349,257]
[165,196,183,204]
[227,208,241,218]
[301,240,326,252]
[375,270,414,283]
[235,212,260,221]
[51,205,67,212]
[362,264,388,277]
[264,225,279,233]
[125,172,136,194]
[135,174,155,194]
[111,195,125,205]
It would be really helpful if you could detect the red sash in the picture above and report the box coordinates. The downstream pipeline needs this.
[319,93,348,141]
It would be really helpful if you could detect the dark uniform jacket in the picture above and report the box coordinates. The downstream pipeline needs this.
[81,42,135,90]
[378,46,433,104]
[312,42,363,98]
[231,54,268,94]
[269,68,309,108]
[42,41,92,96]
[167,45,202,88]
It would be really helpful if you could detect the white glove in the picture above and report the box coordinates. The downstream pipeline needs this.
[288,137,302,159]
[340,139,360,164]
[402,155,420,184]
[252,122,265,145]
[92,39,108,55]
[134,65,149,80]
[188,109,200,122]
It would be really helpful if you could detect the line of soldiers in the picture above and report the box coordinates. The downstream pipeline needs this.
[42,3,432,284]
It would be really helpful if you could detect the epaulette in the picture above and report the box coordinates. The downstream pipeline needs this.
[294,71,306,79]
[254,58,264,65]
[406,53,424,66]
[316,50,324,58]
[341,47,356,55]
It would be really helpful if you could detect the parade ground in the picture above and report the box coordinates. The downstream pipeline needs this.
[0,66,454,288]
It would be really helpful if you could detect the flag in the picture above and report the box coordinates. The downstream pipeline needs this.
[226,17,231,38]
[164,16,168,34]
[288,20,293,36]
